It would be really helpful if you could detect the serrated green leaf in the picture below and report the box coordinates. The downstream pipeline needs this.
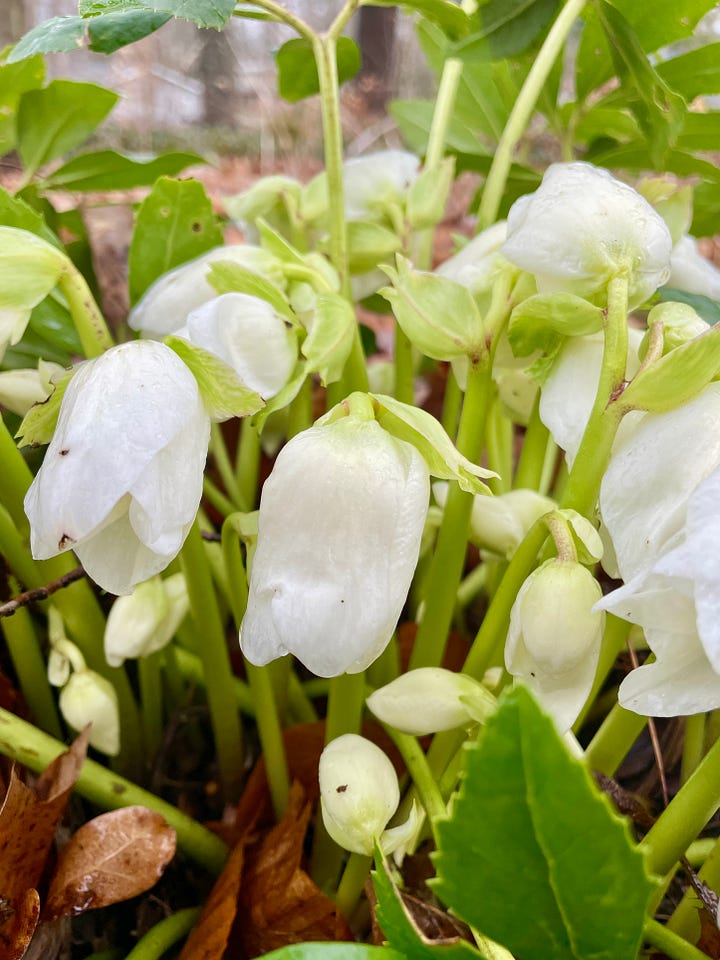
[508,294,604,357]
[87,10,170,52]
[206,260,294,320]
[17,80,118,177]
[128,177,223,303]
[454,0,559,62]
[0,186,60,249]
[8,17,85,61]
[15,367,74,447]
[165,336,264,421]
[0,55,45,154]
[261,944,408,960]
[42,149,202,191]
[79,0,235,30]
[372,854,485,960]
[301,293,355,386]
[275,36,360,104]
[433,686,655,960]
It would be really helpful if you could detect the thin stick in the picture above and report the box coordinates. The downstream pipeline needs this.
[0,566,86,618]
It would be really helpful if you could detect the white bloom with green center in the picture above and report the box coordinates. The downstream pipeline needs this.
[240,415,429,677]
[343,150,420,221]
[24,340,210,596]
[502,162,672,308]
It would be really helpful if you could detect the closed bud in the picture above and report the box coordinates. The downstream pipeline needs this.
[640,301,709,359]
[319,734,399,856]
[104,573,189,667]
[506,560,604,731]
[0,360,63,416]
[59,669,120,756]
[366,667,495,735]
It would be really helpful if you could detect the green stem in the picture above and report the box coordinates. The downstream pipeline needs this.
[245,662,290,820]
[642,918,710,960]
[173,645,255,716]
[383,728,446,841]
[583,701,648,776]
[57,267,113,358]
[233,0,313,39]
[486,393,512,494]
[335,852,373,920]
[513,391,549,490]
[410,358,492,670]
[669,836,720,939]
[681,714,707,786]
[1,605,62,738]
[393,324,414,405]
[478,0,588,228]
[0,707,227,874]
[0,501,42,589]
[203,475,237,518]
[180,521,243,802]
[124,907,201,960]
[440,367,462,439]
[236,418,261,510]
[139,652,163,759]
[210,422,246,511]
[287,374,314,438]
[0,415,33,534]
[572,614,629,733]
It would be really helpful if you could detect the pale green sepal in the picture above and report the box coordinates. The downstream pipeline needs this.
[347,221,402,273]
[619,323,720,414]
[165,335,264,422]
[370,392,496,493]
[301,170,329,224]
[639,301,709,360]
[406,156,455,230]
[556,509,604,564]
[301,293,355,386]
[206,259,295,322]
[252,360,307,433]
[16,366,74,447]
[638,177,692,247]
[508,293,604,358]
[223,175,302,226]
[257,217,305,265]
[381,256,485,361]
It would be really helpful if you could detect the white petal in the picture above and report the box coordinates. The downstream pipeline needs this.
[667,236,720,300]
[343,150,420,221]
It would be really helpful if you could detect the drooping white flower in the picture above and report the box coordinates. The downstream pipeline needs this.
[179,292,297,399]
[104,573,189,667]
[666,235,720,300]
[127,245,284,337]
[502,162,672,308]
[240,415,429,677]
[24,340,210,596]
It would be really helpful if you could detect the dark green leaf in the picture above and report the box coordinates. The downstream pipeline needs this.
[389,99,489,156]
[8,17,85,61]
[206,260,294,319]
[674,112,720,152]
[586,144,720,183]
[0,186,60,249]
[433,686,656,960]
[659,288,720,327]
[0,55,45,154]
[17,80,118,177]
[453,0,559,62]
[42,149,203,191]
[261,945,408,960]
[87,11,170,52]
[28,296,82,355]
[572,104,639,145]
[692,182,720,238]
[128,177,223,303]
[275,37,360,104]
[372,854,482,960]
[369,1,470,41]
[657,44,720,100]
[79,0,235,30]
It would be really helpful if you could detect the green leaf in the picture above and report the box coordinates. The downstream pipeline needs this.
[657,44,720,101]
[86,11,170,52]
[252,360,307,432]
[586,144,720,184]
[275,37,360,104]
[127,176,223,304]
[17,80,118,177]
[347,222,403,274]
[206,260,294,320]
[28,295,82,356]
[433,686,655,960]
[79,0,235,30]
[8,17,85,61]
[389,99,486,156]
[0,186,60,248]
[370,0,471,41]
[674,112,720,153]
[16,368,74,447]
[659,287,720,327]
[0,55,45,155]
[261,944,408,960]
[508,294,604,357]
[453,0,559,62]
[42,149,202,191]
[372,854,483,960]
[301,293,355,386]
[165,336,264,421]
[571,104,639,146]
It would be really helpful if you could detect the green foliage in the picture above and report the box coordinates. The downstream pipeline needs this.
[8,13,170,60]
[0,55,45,156]
[165,336,265,420]
[300,294,355,386]
[78,0,235,30]
[16,369,73,447]
[433,686,655,960]
[508,294,605,358]
[368,0,471,41]
[127,177,223,304]
[41,150,203,191]
[207,261,294,320]
[0,187,59,248]
[275,37,361,104]
[455,0,560,61]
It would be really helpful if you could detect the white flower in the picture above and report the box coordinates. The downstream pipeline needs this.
[127,245,284,337]
[104,573,189,667]
[59,669,120,756]
[437,221,508,292]
[179,292,297,399]
[666,235,720,300]
[502,162,672,307]
[24,340,210,596]
[343,150,420,221]
[240,415,429,677]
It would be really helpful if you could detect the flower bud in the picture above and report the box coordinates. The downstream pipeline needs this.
[104,573,189,667]
[640,301,709,359]
[0,360,62,416]
[502,162,672,308]
[506,560,604,731]
[59,669,120,756]
[366,667,495,735]
[319,734,399,856]
[240,414,430,676]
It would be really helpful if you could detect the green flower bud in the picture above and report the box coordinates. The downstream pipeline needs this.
[640,301,709,359]
[59,670,120,756]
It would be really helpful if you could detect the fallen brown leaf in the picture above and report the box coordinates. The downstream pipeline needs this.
[238,781,352,958]
[43,806,176,920]
[0,729,90,957]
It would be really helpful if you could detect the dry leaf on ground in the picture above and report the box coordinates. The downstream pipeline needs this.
[43,806,176,920]
[238,781,352,958]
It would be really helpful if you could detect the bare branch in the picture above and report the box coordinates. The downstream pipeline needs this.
[0,567,86,618]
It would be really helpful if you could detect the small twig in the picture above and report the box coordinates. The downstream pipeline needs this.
[0,567,86,618]
[627,641,670,806]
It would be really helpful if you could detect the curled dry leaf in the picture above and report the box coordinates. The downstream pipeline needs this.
[43,805,176,920]
[0,728,90,958]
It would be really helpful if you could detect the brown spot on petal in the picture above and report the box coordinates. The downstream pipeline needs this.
[58,534,76,549]
[59,449,69,457]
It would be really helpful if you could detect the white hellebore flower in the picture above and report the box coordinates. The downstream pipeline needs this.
[667,235,720,300]
[127,245,284,337]
[343,150,420,221]
[506,559,604,732]
[240,416,429,677]
[502,162,672,308]
[104,573,189,667]
[25,340,210,596]
[180,292,296,399]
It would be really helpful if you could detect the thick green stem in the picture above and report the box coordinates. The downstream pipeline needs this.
[393,324,415,405]
[681,714,706,786]
[669,836,720,939]
[584,701,648,776]
[139,652,163,759]
[335,852,373,920]
[180,521,243,802]
[124,908,201,960]
[478,0,588,228]
[236,419,261,510]
[210,422,246,512]
[643,919,709,960]
[441,367,462,439]
[245,662,290,819]
[173,645,254,715]
[410,358,492,669]
[0,707,227,874]
[0,415,33,534]
[384,728,446,840]
[513,391,550,491]
[572,614,629,733]
[57,267,113,358]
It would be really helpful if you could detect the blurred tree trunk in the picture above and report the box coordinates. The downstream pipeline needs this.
[357,6,397,111]
[199,28,237,126]
[1,0,26,46]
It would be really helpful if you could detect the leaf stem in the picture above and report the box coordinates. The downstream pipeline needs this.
[383,727,446,839]
[513,391,549,490]
[1,602,62,738]
[124,907,201,960]
[335,851,373,920]
[210,422,246,512]
[642,918,710,960]
[57,266,114,358]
